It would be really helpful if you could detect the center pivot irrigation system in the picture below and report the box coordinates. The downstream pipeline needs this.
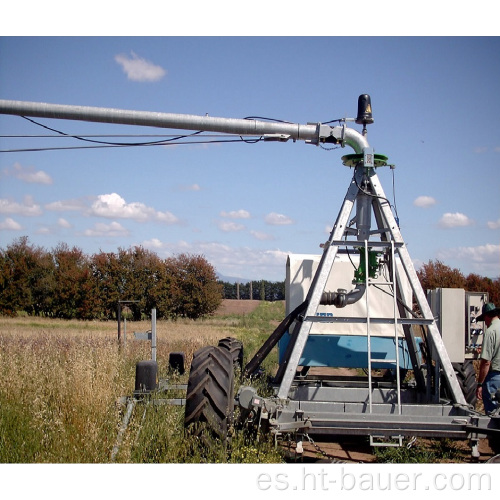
[1,95,499,460]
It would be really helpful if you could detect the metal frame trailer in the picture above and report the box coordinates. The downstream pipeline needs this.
[1,95,498,458]
[237,152,498,456]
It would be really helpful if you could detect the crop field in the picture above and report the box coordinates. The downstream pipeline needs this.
[0,300,497,463]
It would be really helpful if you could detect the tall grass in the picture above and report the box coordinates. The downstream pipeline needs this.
[0,302,286,463]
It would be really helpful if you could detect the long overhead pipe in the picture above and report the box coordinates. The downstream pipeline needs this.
[0,99,370,153]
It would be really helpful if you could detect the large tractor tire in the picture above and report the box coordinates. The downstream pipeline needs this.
[218,337,243,371]
[184,345,235,439]
[453,360,477,407]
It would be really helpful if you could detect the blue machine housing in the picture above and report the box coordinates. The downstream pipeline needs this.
[284,253,422,371]
[279,332,422,369]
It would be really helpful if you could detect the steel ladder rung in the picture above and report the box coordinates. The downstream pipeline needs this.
[365,239,403,451]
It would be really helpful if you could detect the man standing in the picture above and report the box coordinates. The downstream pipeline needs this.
[476,303,500,414]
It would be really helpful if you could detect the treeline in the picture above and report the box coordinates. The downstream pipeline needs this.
[417,260,500,305]
[0,236,223,320]
[1,236,498,320]
[219,280,285,301]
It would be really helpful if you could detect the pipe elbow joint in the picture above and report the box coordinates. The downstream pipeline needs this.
[320,284,366,308]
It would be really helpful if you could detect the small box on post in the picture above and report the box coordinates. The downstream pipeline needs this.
[133,308,157,362]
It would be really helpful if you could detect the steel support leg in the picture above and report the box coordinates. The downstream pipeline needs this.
[367,170,467,405]
[276,166,365,399]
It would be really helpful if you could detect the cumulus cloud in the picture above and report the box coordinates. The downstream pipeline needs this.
[220,209,251,219]
[141,238,289,280]
[438,244,500,276]
[487,218,500,230]
[0,196,42,216]
[438,212,473,228]
[217,221,245,232]
[448,244,500,263]
[2,162,53,184]
[0,217,22,230]
[265,212,294,225]
[413,195,436,208]
[115,52,166,82]
[83,221,130,237]
[88,193,179,224]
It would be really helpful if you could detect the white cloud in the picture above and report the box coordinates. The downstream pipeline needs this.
[45,198,86,212]
[438,212,474,228]
[220,209,251,219]
[250,230,275,241]
[265,212,294,225]
[0,217,22,230]
[413,195,436,208]
[83,221,130,237]
[115,52,166,82]
[437,244,500,276]
[2,162,53,185]
[0,196,42,216]
[449,244,500,263]
[217,221,245,232]
[88,193,179,224]
[57,218,72,228]
[487,218,500,229]
[142,237,163,249]
[141,238,289,280]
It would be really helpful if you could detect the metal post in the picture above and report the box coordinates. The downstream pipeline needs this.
[110,397,136,462]
[151,308,157,362]
[117,303,121,343]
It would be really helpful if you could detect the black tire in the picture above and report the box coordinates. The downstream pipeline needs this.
[184,345,235,439]
[486,453,500,463]
[218,337,243,370]
[452,360,477,407]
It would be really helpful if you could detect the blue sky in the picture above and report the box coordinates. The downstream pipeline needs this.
[0,36,499,281]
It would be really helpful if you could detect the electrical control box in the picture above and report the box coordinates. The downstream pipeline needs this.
[427,288,488,363]
[465,291,489,359]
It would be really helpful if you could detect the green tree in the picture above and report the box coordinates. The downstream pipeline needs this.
[89,251,122,319]
[166,253,223,319]
[51,243,96,319]
[115,246,166,320]
[0,236,54,316]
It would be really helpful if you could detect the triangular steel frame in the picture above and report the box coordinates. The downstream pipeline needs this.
[275,160,466,406]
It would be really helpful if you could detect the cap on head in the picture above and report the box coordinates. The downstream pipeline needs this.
[477,302,500,321]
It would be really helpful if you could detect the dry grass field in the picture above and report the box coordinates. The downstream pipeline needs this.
[0,300,497,463]
[0,300,283,463]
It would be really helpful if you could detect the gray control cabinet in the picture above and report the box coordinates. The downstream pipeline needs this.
[427,288,488,363]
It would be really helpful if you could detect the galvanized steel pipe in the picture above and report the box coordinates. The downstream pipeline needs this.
[0,99,369,153]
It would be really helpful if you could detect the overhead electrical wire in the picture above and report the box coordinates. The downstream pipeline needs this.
[0,116,267,153]
[0,114,347,153]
